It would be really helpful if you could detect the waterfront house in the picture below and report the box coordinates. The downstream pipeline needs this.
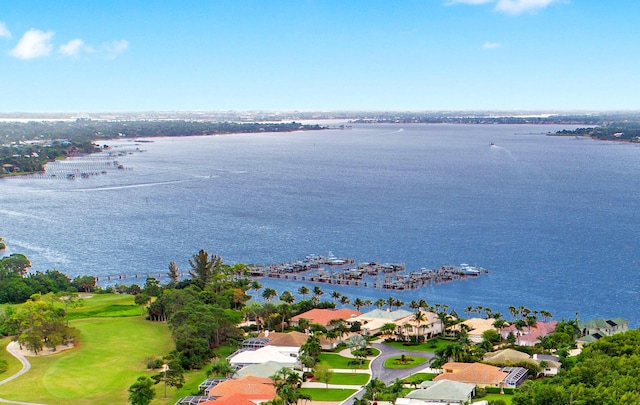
[397,380,476,405]
[579,318,629,338]
[434,362,508,388]
[346,309,413,336]
[499,321,558,346]
[394,311,444,340]
[290,308,360,329]
[453,318,497,343]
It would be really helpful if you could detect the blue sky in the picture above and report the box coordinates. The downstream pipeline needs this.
[1,1,639,112]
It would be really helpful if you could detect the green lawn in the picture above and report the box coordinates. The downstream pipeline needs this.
[67,293,141,319]
[474,393,514,404]
[318,353,370,370]
[327,372,370,385]
[299,387,357,401]
[383,355,429,369]
[402,372,436,385]
[383,337,454,352]
[0,315,173,405]
[0,336,23,379]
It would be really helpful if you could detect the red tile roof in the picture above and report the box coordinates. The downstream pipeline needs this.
[199,393,256,405]
[206,376,276,399]
[434,362,507,385]
[290,308,360,326]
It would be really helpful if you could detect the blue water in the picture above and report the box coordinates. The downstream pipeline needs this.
[2,124,639,325]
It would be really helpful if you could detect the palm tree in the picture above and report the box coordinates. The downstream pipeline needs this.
[387,296,396,311]
[394,299,405,310]
[312,286,324,303]
[188,249,223,284]
[280,291,295,304]
[493,318,507,335]
[508,305,517,321]
[381,322,397,338]
[374,298,386,309]
[251,280,263,298]
[409,300,420,311]
[353,297,365,311]
[207,359,236,378]
[465,306,474,319]
[412,310,426,343]
[339,295,350,307]
[365,378,386,402]
[526,315,537,333]
[331,290,342,304]
[418,298,428,311]
[297,285,310,300]
[364,299,373,311]
[262,287,277,302]
[540,310,553,322]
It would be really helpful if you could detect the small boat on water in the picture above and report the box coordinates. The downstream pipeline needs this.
[490,142,495,146]
[458,263,481,275]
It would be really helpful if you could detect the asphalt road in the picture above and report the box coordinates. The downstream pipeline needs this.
[342,341,435,405]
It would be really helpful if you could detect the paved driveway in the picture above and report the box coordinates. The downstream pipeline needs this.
[342,342,435,405]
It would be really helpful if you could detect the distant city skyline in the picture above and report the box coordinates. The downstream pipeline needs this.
[1,1,639,112]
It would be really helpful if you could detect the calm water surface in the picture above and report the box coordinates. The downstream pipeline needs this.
[1,124,639,325]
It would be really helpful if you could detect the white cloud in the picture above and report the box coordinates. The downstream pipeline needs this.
[495,0,559,14]
[59,39,94,56]
[483,42,502,49]
[102,39,129,59]
[0,22,11,38]
[445,0,562,14]
[10,29,55,59]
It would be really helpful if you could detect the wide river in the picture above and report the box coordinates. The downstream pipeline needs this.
[2,124,639,326]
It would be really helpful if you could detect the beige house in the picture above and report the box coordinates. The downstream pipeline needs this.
[453,317,497,343]
[347,309,413,336]
[395,311,443,340]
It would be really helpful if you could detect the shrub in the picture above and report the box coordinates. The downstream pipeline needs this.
[146,358,164,369]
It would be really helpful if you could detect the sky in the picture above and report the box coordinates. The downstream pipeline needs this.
[1,0,639,112]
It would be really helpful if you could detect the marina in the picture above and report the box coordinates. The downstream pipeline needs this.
[91,254,487,292]
[247,254,488,291]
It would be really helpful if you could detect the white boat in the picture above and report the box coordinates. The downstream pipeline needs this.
[458,263,481,275]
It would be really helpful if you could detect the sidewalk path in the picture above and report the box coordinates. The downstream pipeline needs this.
[0,342,48,405]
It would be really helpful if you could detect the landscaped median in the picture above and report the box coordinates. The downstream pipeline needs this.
[383,354,430,369]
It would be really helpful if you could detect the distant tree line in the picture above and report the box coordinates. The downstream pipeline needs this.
[0,139,99,176]
[0,239,96,303]
[556,122,640,142]
[0,119,324,144]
